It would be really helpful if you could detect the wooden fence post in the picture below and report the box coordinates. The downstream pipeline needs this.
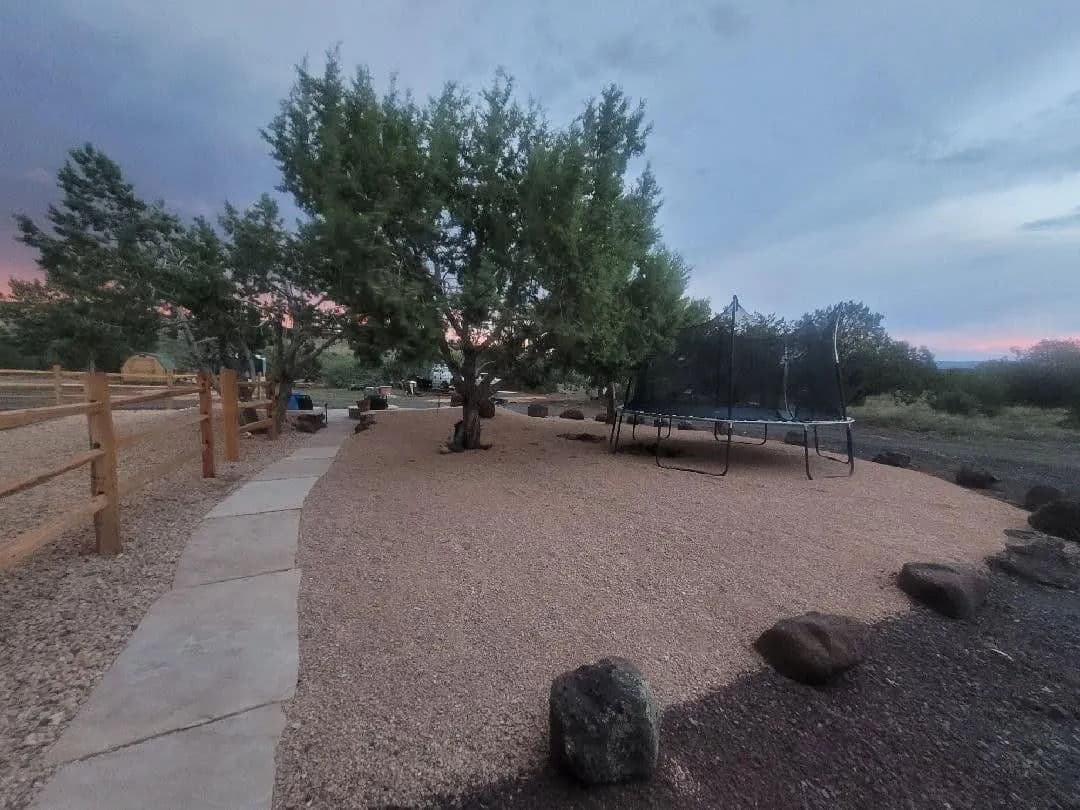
[84,372,121,555]
[220,368,240,462]
[52,364,62,405]
[267,381,280,439]
[198,372,216,478]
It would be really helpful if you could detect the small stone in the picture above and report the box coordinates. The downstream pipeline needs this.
[955,466,998,490]
[754,612,865,685]
[1023,484,1063,511]
[559,408,585,420]
[527,404,549,418]
[594,413,610,423]
[897,562,988,619]
[549,657,659,784]
[1028,499,1080,542]
[872,450,911,468]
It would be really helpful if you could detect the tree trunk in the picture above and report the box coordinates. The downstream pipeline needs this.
[605,382,617,422]
[449,354,486,451]
[273,377,293,433]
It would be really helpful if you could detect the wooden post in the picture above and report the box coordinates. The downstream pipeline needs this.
[52,364,62,405]
[267,381,280,440]
[84,372,121,555]
[198,372,216,478]
[220,368,240,462]
[165,370,175,410]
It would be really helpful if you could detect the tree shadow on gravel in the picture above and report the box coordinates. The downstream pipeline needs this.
[411,574,1080,810]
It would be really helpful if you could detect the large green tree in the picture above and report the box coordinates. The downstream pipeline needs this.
[513,87,710,418]
[9,144,175,369]
[266,56,575,448]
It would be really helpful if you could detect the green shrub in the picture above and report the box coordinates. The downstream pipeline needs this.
[930,390,979,416]
[319,354,373,388]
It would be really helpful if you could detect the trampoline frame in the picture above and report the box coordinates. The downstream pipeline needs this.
[608,295,856,480]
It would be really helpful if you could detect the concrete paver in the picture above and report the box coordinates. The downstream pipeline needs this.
[205,476,319,518]
[48,569,300,764]
[287,445,342,460]
[32,704,285,810]
[173,510,301,587]
[253,457,334,481]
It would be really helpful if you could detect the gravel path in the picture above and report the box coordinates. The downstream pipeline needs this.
[273,408,1025,808]
[0,410,307,810]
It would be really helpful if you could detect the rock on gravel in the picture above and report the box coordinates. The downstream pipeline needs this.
[897,562,988,619]
[955,465,998,490]
[872,450,911,468]
[754,612,865,685]
[549,658,659,785]
[988,537,1080,589]
[593,413,609,423]
[1028,499,1080,542]
[528,404,549,418]
[559,408,585,420]
[1023,484,1063,511]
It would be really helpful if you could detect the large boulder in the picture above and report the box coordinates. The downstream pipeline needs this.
[955,465,998,489]
[872,450,911,469]
[549,657,659,784]
[988,537,1080,589]
[527,403,549,418]
[1023,484,1063,511]
[1028,499,1080,542]
[754,612,865,685]
[560,408,585,420]
[478,399,496,419]
[897,562,988,619]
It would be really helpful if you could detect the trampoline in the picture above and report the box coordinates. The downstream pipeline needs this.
[609,295,855,479]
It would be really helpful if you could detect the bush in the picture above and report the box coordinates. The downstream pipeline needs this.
[930,390,979,416]
[319,353,373,389]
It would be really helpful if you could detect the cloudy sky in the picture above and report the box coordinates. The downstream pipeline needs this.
[3,1,1079,359]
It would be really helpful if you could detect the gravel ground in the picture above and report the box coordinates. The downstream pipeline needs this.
[273,408,1026,809]
[0,409,308,810]
[442,571,1080,809]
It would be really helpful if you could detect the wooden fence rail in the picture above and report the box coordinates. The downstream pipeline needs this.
[219,369,277,461]
[0,372,227,570]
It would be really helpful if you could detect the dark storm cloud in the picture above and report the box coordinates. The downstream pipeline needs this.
[2,0,1080,357]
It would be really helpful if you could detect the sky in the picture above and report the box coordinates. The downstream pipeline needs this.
[2,1,1080,360]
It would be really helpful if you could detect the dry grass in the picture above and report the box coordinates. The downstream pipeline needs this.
[274,407,1025,808]
[852,395,1079,441]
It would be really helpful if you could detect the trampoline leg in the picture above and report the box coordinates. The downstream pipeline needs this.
[814,425,822,456]
[631,416,638,440]
[846,423,855,476]
[722,422,733,475]
[663,417,673,440]
[803,426,813,480]
[609,412,624,453]
[760,424,768,445]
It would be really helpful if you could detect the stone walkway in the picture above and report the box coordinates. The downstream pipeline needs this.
[31,423,352,810]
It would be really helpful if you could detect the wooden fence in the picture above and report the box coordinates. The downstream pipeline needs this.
[0,370,277,569]
[0,367,199,410]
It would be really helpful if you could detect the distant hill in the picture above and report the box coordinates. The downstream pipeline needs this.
[936,359,985,370]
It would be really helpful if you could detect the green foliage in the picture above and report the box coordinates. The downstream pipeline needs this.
[318,353,373,388]
[853,395,1078,441]
[8,145,174,369]
[929,389,980,416]
[793,301,936,404]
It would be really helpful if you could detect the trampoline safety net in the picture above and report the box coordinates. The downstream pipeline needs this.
[626,295,848,423]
